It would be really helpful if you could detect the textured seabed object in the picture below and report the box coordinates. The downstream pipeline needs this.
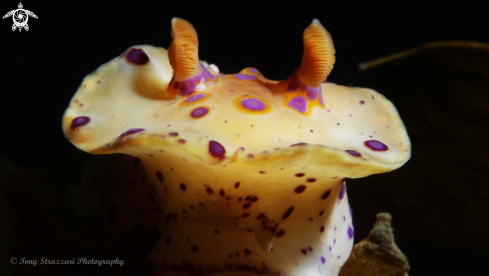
[339,213,409,276]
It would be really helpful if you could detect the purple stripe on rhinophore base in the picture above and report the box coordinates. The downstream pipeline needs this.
[288,96,308,113]
[179,77,198,96]
[319,86,324,106]
[200,63,216,80]
[234,74,257,80]
[302,84,319,101]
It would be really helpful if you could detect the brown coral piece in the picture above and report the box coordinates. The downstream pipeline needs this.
[339,213,409,276]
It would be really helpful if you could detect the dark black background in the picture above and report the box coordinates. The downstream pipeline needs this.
[1,1,488,276]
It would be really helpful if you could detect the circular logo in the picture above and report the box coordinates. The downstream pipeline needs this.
[10,257,17,264]
[13,10,28,27]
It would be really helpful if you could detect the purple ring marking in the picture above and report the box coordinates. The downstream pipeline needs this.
[288,96,308,113]
[339,183,345,200]
[345,150,362,157]
[70,116,90,129]
[119,128,144,138]
[191,107,209,118]
[234,74,257,80]
[364,140,389,151]
[126,48,149,65]
[209,140,226,158]
[347,226,353,239]
[241,98,266,111]
[186,93,206,102]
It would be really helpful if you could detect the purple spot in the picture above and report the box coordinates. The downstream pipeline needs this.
[191,107,209,118]
[288,96,307,113]
[320,256,325,264]
[345,150,362,157]
[349,206,353,216]
[209,140,226,159]
[249,68,258,73]
[234,74,256,80]
[230,89,235,92]
[169,132,179,137]
[186,93,206,102]
[126,48,149,65]
[320,226,325,232]
[156,171,163,182]
[179,183,187,191]
[234,182,240,189]
[295,173,305,178]
[70,116,90,129]
[339,184,345,200]
[306,178,316,183]
[275,229,285,237]
[294,185,306,194]
[179,77,199,96]
[119,128,144,138]
[365,140,389,151]
[241,98,266,111]
[321,189,332,200]
[281,206,294,220]
[329,246,332,251]
[360,100,365,104]
[348,226,353,239]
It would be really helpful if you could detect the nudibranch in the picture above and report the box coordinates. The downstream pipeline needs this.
[62,18,410,276]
